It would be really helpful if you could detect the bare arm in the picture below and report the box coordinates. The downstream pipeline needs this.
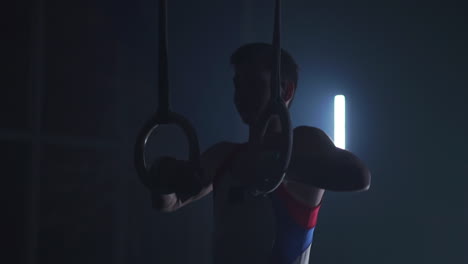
[153,141,232,212]
[282,126,370,207]
[155,185,213,213]
[286,126,370,190]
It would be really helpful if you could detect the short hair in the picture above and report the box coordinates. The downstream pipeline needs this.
[230,42,299,107]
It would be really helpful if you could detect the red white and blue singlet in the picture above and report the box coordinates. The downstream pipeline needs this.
[212,144,321,264]
[269,183,321,264]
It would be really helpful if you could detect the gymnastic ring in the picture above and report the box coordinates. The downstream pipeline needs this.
[134,111,201,193]
[248,99,292,196]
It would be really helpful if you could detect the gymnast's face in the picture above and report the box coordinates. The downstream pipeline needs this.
[233,63,295,126]
[233,63,272,126]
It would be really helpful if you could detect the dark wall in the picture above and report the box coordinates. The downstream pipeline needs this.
[5,0,467,263]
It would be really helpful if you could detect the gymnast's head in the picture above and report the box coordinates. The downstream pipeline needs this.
[230,42,299,125]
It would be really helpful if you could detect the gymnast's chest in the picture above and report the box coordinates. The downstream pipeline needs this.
[212,169,276,244]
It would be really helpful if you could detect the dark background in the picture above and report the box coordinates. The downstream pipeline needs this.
[4,0,467,263]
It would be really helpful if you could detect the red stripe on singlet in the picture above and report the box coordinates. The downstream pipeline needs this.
[275,183,321,229]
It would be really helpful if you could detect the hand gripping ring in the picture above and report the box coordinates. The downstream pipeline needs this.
[134,111,201,193]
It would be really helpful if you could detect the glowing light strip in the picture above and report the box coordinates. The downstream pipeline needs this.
[334,95,346,149]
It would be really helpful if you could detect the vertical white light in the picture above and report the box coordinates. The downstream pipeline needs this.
[334,95,346,149]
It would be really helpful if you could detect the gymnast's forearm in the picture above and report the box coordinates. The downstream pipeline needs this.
[149,159,212,212]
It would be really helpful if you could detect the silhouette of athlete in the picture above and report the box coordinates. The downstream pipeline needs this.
[150,43,371,264]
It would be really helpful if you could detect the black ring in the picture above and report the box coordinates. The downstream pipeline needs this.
[134,111,201,190]
[249,99,292,196]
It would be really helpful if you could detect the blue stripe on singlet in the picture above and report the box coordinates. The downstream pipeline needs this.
[270,192,315,264]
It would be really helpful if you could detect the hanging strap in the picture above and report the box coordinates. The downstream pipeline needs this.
[157,0,169,121]
[135,0,201,195]
[271,0,281,102]
[247,0,293,196]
